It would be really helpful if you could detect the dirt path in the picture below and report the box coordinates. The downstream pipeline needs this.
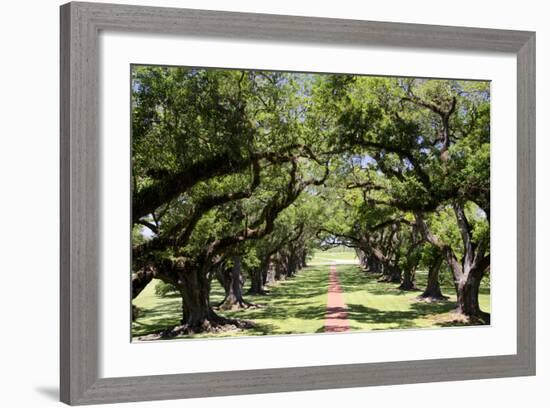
[324,263,350,333]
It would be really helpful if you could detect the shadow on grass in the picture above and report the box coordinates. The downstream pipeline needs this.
[339,267,460,330]
[435,317,489,327]
[132,317,181,338]
[339,266,490,298]
[227,268,328,316]
[337,267,417,297]
[132,300,181,337]
[409,300,457,315]
[242,322,279,335]
[133,264,490,338]
[345,299,466,330]
[345,303,416,329]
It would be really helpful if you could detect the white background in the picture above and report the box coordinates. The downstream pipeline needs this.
[100,33,516,377]
[0,0,546,407]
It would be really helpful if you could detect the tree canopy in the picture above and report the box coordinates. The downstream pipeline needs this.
[131,65,491,335]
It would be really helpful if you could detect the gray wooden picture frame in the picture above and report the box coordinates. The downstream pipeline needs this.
[60,1,536,405]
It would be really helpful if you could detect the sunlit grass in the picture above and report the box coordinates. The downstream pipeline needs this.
[308,249,358,264]
[132,250,490,340]
[132,266,329,339]
[339,266,490,331]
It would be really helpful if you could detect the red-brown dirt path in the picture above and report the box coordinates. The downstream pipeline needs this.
[324,263,350,333]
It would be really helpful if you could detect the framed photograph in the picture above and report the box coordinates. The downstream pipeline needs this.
[60,1,535,405]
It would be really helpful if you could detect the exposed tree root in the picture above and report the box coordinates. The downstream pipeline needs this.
[435,310,491,326]
[377,274,401,283]
[137,316,255,341]
[415,293,449,302]
[247,288,270,296]
[458,309,491,325]
[398,283,420,291]
[216,296,264,311]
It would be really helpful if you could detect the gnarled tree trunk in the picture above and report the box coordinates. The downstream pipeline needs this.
[134,258,252,339]
[218,256,253,310]
[248,267,265,295]
[356,248,367,269]
[418,253,447,300]
[286,250,299,278]
[398,245,420,291]
[169,262,224,332]
[378,263,402,283]
[398,266,417,290]
[454,266,487,321]
[365,255,381,274]
[299,249,308,268]
[416,207,490,323]
[249,256,271,295]
[274,252,287,281]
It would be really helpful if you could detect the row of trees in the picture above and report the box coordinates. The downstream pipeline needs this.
[131,67,328,334]
[131,66,491,336]
[315,76,490,322]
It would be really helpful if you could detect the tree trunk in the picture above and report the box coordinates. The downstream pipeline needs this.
[356,248,367,269]
[454,271,489,322]
[442,249,490,323]
[248,267,263,294]
[378,263,401,283]
[175,264,220,331]
[415,210,490,324]
[365,256,381,273]
[398,250,420,291]
[136,258,255,338]
[218,256,252,310]
[418,254,447,300]
[287,251,298,277]
[274,253,287,281]
[398,266,417,290]
[248,260,269,295]
[300,249,308,268]
[263,259,276,285]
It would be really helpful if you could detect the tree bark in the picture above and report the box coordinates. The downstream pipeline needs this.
[356,248,367,269]
[415,209,490,323]
[398,266,417,290]
[248,258,269,295]
[218,256,253,310]
[398,245,420,291]
[248,267,264,295]
[175,263,220,330]
[378,263,402,283]
[274,253,287,281]
[418,254,447,300]
[300,249,308,268]
[287,250,299,278]
[365,255,381,273]
[454,268,489,322]
[134,258,253,338]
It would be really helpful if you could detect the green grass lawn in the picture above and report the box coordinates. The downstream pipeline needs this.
[132,251,490,340]
[132,265,329,339]
[339,266,490,331]
[308,249,358,264]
